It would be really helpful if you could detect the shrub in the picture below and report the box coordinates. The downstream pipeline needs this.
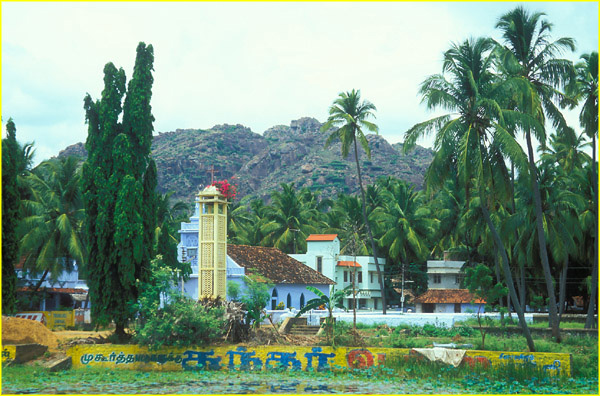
[239,272,273,328]
[227,282,241,302]
[134,295,225,349]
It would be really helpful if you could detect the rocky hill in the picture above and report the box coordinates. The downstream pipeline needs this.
[58,117,434,204]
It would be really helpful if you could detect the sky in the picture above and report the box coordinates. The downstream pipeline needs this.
[2,1,598,165]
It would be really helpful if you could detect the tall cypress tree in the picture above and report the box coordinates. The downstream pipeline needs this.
[82,43,156,337]
[2,119,20,314]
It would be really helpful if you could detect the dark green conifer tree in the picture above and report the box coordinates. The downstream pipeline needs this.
[2,119,20,314]
[82,43,156,337]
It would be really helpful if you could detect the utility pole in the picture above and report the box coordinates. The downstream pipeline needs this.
[401,262,414,313]
[290,228,299,254]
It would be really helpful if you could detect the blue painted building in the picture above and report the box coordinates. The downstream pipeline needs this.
[177,203,333,309]
[15,258,89,311]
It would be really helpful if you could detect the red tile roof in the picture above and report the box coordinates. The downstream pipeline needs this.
[413,289,485,304]
[227,244,334,285]
[17,287,88,294]
[337,261,361,268]
[306,234,338,242]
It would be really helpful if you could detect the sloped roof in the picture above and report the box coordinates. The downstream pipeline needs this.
[413,289,485,304]
[306,234,338,242]
[227,244,334,285]
[337,261,361,268]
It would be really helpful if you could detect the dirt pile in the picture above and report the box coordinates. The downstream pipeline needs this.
[2,316,59,349]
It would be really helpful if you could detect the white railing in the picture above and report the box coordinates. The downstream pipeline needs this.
[180,223,198,231]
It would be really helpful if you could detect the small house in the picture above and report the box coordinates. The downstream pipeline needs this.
[413,256,484,313]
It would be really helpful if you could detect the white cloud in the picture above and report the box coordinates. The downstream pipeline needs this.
[2,2,597,164]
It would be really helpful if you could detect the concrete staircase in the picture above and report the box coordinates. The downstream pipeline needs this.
[288,324,321,336]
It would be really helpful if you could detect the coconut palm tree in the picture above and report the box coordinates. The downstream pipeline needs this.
[260,183,321,253]
[18,156,86,297]
[321,89,387,313]
[495,6,577,341]
[326,194,369,256]
[372,179,438,268]
[572,52,598,328]
[404,37,536,350]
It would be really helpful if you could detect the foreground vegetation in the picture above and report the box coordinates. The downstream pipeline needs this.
[2,357,597,394]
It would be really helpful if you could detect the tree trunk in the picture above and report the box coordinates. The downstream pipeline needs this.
[525,131,561,342]
[30,269,49,294]
[115,321,127,341]
[480,186,536,352]
[585,135,598,329]
[519,260,527,313]
[512,161,527,311]
[558,256,568,327]
[354,138,386,314]
[493,245,504,308]
[28,269,50,310]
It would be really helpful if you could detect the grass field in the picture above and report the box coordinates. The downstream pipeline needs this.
[1,363,598,394]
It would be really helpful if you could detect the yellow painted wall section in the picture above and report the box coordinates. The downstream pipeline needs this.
[67,345,572,376]
[1,345,17,362]
[16,310,75,329]
[46,311,74,329]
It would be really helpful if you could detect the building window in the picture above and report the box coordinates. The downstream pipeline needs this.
[455,275,461,285]
[344,271,348,282]
[271,288,278,310]
[370,272,381,284]
[358,272,362,284]
[287,293,292,309]
[433,274,442,284]
[300,293,305,309]
[316,256,323,273]
[187,248,197,258]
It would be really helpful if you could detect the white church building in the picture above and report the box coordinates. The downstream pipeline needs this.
[290,234,386,310]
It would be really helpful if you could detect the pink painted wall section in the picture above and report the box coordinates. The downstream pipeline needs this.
[66,345,572,376]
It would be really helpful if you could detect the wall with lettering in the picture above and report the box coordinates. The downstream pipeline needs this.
[66,345,571,376]
[1,346,16,362]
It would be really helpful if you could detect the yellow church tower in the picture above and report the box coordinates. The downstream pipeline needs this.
[197,185,228,299]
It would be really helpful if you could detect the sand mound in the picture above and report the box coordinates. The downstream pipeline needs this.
[2,316,59,349]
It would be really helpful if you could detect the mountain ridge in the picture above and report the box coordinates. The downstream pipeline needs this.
[58,117,434,204]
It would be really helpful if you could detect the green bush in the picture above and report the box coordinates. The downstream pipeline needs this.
[134,295,225,349]
[392,323,476,338]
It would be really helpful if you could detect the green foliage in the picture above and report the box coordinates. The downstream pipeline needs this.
[464,264,508,309]
[131,256,175,323]
[529,295,549,312]
[134,295,225,349]
[226,281,241,302]
[18,156,86,303]
[296,285,351,345]
[133,256,225,348]
[82,42,156,335]
[464,264,508,349]
[260,183,320,253]
[2,119,20,314]
[239,273,273,328]
[391,323,476,339]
